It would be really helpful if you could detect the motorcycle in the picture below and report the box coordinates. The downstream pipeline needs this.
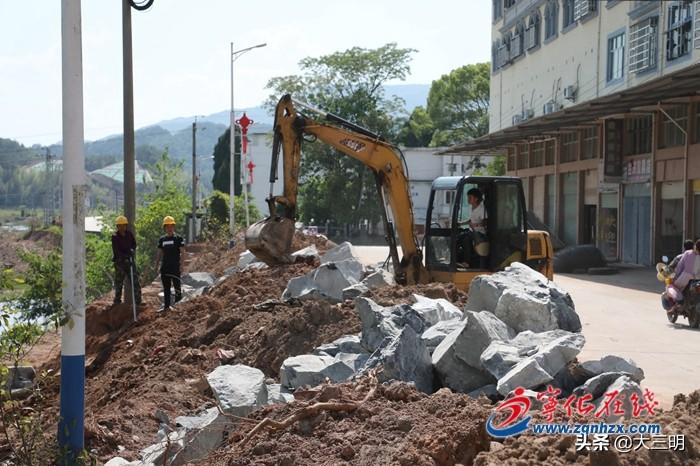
[656,255,700,328]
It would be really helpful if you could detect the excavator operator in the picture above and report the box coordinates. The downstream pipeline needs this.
[458,188,489,269]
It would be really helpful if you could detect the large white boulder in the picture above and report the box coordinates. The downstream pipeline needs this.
[466,262,581,333]
[282,260,364,302]
[320,241,359,264]
[362,326,433,393]
[421,320,464,354]
[182,272,215,288]
[206,364,267,417]
[431,311,513,394]
[496,332,586,395]
[480,329,574,380]
[280,354,334,389]
[355,298,427,352]
[411,294,463,326]
[580,355,644,383]
[171,407,232,465]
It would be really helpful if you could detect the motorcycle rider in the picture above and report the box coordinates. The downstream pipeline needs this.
[669,239,700,298]
[669,239,694,273]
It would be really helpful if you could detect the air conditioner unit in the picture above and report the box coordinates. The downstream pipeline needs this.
[524,108,535,119]
[543,101,557,115]
[512,114,524,125]
[564,85,577,101]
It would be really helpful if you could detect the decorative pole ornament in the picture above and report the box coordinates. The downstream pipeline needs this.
[236,112,254,226]
[247,160,256,184]
[236,112,253,153]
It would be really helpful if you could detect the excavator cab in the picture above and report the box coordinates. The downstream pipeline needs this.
[425,176,552,288]
[245,94,553,290]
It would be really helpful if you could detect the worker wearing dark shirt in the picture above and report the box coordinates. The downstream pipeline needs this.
[111,215,142,306]
[156,216,185,312]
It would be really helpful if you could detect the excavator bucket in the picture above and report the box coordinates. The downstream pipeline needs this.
[244,216,296,265]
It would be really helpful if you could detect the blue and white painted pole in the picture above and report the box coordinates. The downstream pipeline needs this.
[59,0,87,463]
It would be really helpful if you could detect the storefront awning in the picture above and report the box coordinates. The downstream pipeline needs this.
[440,62,700,156]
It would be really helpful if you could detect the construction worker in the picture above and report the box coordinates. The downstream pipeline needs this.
[112,215,142,306]
[155,216,186,312]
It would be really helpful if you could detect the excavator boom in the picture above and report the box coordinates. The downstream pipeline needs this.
[245,94,429,285]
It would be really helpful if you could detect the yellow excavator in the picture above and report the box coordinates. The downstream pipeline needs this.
[245,94,553,290]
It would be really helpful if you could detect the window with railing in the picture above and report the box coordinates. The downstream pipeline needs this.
[511,22,525,59]
[505,0,516,7]
[545,140,555,165]
[545,0,558,39]
[561,132,579,162]
[624,116,652,155]
[666,0,693,61]
[531,141,545,167]
[574,0,597,20]
[526,12,541,49]
[497,34,511,68]
[661,106,688,148]
[581,127,599,159]
[563,0,576,28]
[629,17,658,73]
[518,143,529,169]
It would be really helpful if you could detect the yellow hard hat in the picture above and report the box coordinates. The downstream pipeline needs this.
[163,216,176,226]
[116,215,128,225]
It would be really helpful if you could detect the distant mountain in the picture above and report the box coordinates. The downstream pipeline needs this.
[31,83,430,189]
[150,83,430,133]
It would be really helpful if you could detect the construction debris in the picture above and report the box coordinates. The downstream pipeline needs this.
[34,230,694,465]
[206,364,267,417]
[466,262,581,333]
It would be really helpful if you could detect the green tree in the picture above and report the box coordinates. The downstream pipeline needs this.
[205,190,262,236]
[474,154,506,176]
[265,43,415,227]
[426,63,490,147]
[397,106,435,147]
[150,149,188,194]
[16,250,63,323]
[211,128,241,195]
[135,154,190,281]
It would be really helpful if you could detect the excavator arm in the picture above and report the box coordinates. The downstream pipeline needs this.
[245,94,429,285]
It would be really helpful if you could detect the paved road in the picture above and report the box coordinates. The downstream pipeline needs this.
[354,246,699,408]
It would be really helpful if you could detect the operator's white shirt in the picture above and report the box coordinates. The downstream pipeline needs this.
[470,202,487,234]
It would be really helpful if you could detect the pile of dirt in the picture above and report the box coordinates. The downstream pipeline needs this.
[474,390,700,465]
[187,230,335,276]
[38,259,360,461]
[366,282,468,309]
[205,379,492,466]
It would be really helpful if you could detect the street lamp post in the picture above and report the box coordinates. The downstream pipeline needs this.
[230,42,266,243]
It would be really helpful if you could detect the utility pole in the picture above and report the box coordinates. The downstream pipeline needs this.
[191,119,197,243]
[59,0,87,463]
[122,0,135,231]
[229,42,236,242]
[44,148,51,226]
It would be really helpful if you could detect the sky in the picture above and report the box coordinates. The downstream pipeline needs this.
[0,1,490,146]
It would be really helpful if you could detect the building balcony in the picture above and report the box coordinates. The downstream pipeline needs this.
[503,0,542,28]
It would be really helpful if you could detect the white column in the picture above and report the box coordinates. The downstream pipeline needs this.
[59,0,87,462]
[229,42,236,238]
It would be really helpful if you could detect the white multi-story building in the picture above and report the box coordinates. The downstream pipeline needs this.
[446,0,700,265]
